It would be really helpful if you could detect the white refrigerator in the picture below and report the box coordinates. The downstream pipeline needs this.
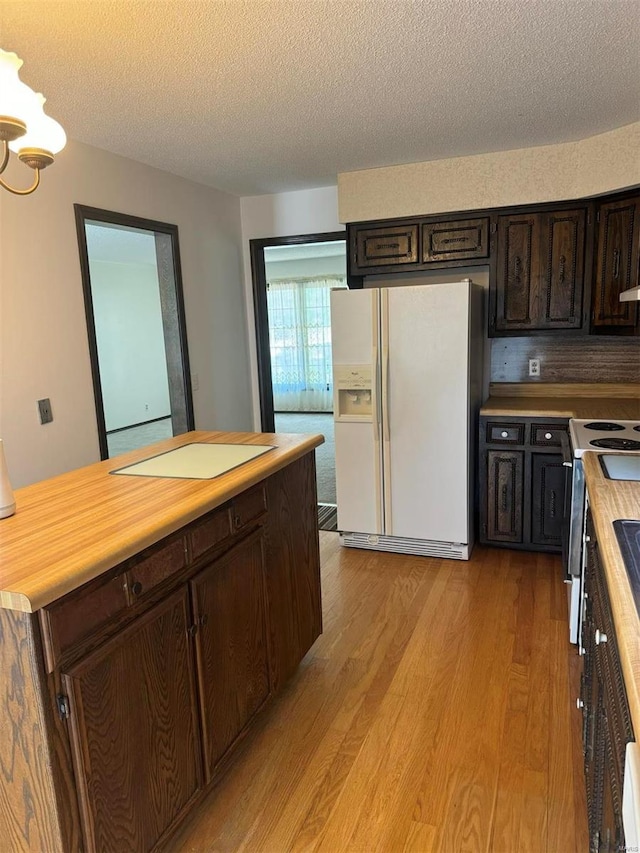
[330,280,483,560]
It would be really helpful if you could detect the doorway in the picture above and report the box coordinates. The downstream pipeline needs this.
[75,206,194,460]
[251,233,346,529]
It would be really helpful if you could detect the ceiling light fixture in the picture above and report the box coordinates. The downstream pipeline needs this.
[0,48,66,196]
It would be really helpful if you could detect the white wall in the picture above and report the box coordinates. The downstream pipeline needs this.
[90,259,171,431]
[265,254,346,280]
[0,139,252,487]
[338,122,640,223]
[240,186,345,429]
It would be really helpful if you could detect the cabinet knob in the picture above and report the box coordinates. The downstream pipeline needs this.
[585,535,591,543]
[595,629,607,645]
[131,581,143,597]
[501,430,508,438]
[199,613,209,627]
[545,432,552,440]
[576,698,584,709]
[187,624,198,638]
[233,515,242,530]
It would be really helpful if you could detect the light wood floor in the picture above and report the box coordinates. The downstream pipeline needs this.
[173,534,589,852]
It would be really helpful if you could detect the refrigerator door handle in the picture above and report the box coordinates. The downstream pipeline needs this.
[373,343,381,443]
[380,288,392,533]
[381,292,390,443]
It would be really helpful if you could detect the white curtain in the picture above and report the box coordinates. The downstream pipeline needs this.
[267,275,347,412]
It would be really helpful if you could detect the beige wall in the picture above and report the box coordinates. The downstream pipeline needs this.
[338,122,640,223]
[0,140,252,487]
[240,187,345,429]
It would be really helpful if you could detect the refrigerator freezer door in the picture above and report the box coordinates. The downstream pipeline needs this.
[384,282,471,543]
[331,288,383,534]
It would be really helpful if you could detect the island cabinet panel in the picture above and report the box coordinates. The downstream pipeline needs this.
[494,207,586,333]
[0,608,80,852]
[592,195,639,329]
[191,528,270,777]
[264,453,322,692]
[62,587,202,853]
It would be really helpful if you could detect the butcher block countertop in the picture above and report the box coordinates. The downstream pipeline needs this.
[0,430,323,614]
[583,451,640,736]
[481,382,640,420]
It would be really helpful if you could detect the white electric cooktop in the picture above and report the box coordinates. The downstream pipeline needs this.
[111,443,274,479]
[569,419,640,458]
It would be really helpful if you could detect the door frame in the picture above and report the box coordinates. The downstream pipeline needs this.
[250,231,345,432]
[75,205,195,459]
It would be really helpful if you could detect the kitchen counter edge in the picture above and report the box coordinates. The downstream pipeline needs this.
[480,383,640,420]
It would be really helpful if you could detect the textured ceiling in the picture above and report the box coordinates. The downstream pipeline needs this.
[1,0,639,196]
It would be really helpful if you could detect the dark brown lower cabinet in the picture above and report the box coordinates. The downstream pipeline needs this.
[579,514,634,852]
[479,416,568,552]
[63,588,202,853]
[191,529,270,777]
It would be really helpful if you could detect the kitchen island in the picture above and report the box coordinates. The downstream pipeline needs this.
[0,430,323,852]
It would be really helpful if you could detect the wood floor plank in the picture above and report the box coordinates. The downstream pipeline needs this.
[172,539,589,853]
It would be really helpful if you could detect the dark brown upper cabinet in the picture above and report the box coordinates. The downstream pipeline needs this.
[592,195,639,330]
[493,207,586,334]
[422,217,489,263]
[353,223,419,270]
[348,213,492,282]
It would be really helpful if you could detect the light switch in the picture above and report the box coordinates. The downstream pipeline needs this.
[37,398,53,424]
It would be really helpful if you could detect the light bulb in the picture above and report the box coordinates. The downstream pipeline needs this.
[0,49,40,129]
[8,92,66,156]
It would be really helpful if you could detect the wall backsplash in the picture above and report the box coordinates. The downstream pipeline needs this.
[491,336,640,384]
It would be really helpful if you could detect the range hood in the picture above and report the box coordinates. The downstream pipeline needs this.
[620,286,640,302]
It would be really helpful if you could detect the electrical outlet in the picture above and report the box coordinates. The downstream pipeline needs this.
[37,398,53,424]
[192,373,200,392]
[529,358,541,377]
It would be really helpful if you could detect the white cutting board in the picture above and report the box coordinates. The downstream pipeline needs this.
[111,443,274,479]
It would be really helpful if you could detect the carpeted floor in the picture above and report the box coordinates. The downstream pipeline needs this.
[107,417,173,457]
[274,412,336,505]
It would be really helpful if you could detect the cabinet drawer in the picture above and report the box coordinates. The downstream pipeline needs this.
[127,535,188,601]
[355,225,418,269]
[40,572,129,671]
[422,217,489,262]
[531,424,567,447]
[486,422,525,444]
[231,485,267,533]
[190,507,232,561]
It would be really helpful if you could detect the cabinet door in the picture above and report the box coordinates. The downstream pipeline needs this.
[353,223,419,271]
[592,197,639,328]
[599,730,621,853]
[485,450,524,542]
[422,217,489,262]
[191,529,270,777]
[62,588,202,853]
[537,208,585,329]
[495,214,541,331]
[530,453,566,547]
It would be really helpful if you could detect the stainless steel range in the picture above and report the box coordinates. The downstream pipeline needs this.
[565,419,640,648]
